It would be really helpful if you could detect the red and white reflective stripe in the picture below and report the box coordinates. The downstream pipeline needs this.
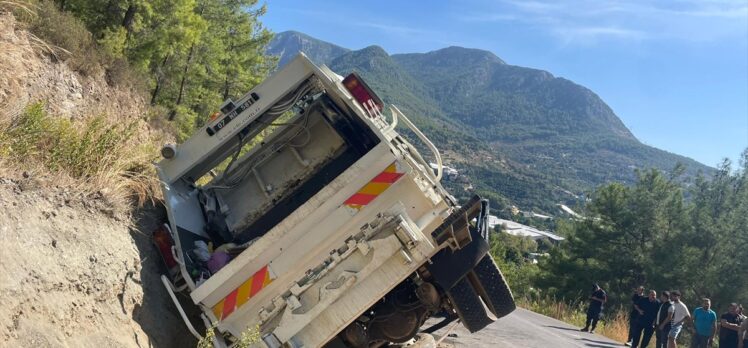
[212,265,274,320]
[343,162,405,210]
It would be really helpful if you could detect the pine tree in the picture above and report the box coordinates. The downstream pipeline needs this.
[536,158,748,309]
[49,0,275,138]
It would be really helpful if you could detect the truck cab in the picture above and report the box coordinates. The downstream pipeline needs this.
[154,53,515,348]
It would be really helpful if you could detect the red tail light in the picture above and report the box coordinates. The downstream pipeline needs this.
[342,72,384,113]
[153,223,177,269]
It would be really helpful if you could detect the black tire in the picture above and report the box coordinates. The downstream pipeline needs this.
[446,276,495,333]
[469,255,516,319]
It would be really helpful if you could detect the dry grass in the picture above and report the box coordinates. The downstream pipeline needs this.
[518,295,629,343]
[0,3,165,211]
[0,103,160,209]
[0,0,36,16]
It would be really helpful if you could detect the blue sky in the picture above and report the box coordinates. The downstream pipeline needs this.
[262,0,748,168]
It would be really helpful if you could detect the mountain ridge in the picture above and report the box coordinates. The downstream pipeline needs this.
[267,30,350,67]
[267,30,712,212]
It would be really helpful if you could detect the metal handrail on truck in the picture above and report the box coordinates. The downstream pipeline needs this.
[390,105,443,182]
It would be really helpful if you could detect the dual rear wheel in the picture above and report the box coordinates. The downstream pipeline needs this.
[446,255,516,332]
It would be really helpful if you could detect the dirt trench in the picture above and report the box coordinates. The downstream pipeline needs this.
[0,175,199,348]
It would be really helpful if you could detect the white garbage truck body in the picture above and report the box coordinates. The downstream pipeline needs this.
[154,53,515,348]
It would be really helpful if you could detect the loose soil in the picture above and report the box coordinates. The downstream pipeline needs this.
[0,175,197,347]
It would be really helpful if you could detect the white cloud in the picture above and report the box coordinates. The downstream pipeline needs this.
[459,0,748,45]
[669,6,748,19]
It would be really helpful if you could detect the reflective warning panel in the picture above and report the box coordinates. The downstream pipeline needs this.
[343,162,404,211]
[212,265,274,320]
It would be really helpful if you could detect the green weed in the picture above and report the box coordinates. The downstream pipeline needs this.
[197,324,260,348]
[1,103,158,205]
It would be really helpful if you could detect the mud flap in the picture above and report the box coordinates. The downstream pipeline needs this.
[425,195,488,291]
[426,227,489,291]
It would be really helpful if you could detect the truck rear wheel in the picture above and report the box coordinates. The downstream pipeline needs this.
[468,255,516,319]
[446,276,495,333]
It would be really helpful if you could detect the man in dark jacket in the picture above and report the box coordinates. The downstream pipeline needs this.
[655,291,672,348]
[721,303,743,348]
[632,290,661,348]
[627,286,646,346]
[581,283,607,333]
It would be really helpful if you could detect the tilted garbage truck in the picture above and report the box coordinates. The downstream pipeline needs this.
[153,53,515,348]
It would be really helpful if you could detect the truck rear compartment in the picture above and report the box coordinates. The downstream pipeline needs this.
[170,90,381,283]
[223,95,381,244]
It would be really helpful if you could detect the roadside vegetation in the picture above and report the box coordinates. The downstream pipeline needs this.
[537,158,748,308]
[519,296,630,342]
[0,0,276,206]
[198,325,260,348]
[2,0,274,137]
[491,154,747,342]
[0,103,158,205]
[489,234,630,342]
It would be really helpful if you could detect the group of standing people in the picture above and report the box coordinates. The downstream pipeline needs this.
[582,284,748,348]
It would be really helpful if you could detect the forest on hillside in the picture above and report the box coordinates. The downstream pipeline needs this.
[17,0,274,139]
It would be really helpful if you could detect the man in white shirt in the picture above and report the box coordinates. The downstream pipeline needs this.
[661,290,690,348]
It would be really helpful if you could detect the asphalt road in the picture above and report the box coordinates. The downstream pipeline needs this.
[430,308,625,348]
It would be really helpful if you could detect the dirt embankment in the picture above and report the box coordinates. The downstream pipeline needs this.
[0,177,196,348]
[0,11,195,348]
